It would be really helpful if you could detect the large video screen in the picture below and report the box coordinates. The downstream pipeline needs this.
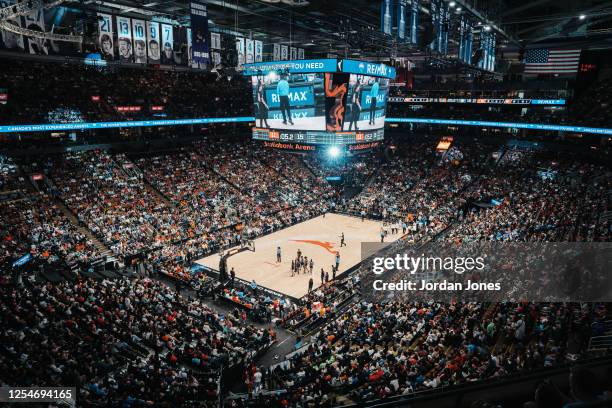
[251,72,389,133]
[251,72,325,130]
[342,74,389,131]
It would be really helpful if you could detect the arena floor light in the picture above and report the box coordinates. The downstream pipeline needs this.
[327,146,341,158]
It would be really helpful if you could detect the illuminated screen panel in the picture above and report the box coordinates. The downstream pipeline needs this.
[342,74,389,131]
[252,127,384,145]
[250,73,389,143]
[251,72,325,130]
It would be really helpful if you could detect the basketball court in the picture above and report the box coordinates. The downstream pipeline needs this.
[195,213,401,298]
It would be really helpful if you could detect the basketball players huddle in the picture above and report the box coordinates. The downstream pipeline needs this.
[290,248,314,277]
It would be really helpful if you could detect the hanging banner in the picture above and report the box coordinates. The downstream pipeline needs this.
[236,36,245,68]
[187,28,193,67]
[245,38,254,63]
[298,48,305,59]
[161,23,174,64]
[211,32,221,49]
[409,0,420,44]
[131,19,147,63]
[116,16,133,62]
[212,51,221,67]
[280,44,288,60]
[254,40,263,62]
[146,21,160,63]
[290,46,297,60]
[190,2,210,68]
[381,0,393,35]
[24,8,47,55]
[273,43,281,61]
[97,13,113,59]
[397,0,407,41]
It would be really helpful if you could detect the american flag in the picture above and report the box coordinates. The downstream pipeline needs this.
[524,48,581,75]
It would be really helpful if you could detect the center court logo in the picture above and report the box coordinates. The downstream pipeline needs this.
[291,239,339,255]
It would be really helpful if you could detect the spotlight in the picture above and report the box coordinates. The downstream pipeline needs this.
[579,14,586,20]
[449,1,456,7]
[456,7,462,11]
[327,146,341,158]
[484,25,491,31]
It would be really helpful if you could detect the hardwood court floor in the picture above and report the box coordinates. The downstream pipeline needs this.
[195,213,401,298]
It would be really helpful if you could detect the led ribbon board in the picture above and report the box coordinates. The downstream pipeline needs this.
[0,117,254,133]
[385,117,612,135]
[242,59,397,79]
[1,117,611,136]
[388,97,566,105]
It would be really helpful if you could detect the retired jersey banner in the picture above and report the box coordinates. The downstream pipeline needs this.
[161,23,174,64]
[96,13,113,59]
[146,21,160,63]
[281,44,288,60]
[116,16,133,62]
[236,36,245,68]
[24,8,47,55]
[298,48,305,59]
[212,51,221,67]
[245,38,254,63]
[254,40,263,62]
[131,19,147,63]
[290,47,297,60]
[211,32,221,49]
[273,43,281,61]
[190,2,210,68]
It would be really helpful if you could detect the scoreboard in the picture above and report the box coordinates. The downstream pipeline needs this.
[244,58,393,150]
[252,128,384,145]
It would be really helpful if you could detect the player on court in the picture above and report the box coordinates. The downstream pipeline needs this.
[277,246,282,263]
[340,232,346,247]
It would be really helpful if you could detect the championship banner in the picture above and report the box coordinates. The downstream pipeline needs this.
[409,0,420,44]
[273,43,281,61]
[190,2,210,68]
[245,38,254,63]
[0,0,24,52]
[381,0,393,35]
[254,40,263,62]
[211,32,221,49]
[281,44,288,60]
[298,48,305,59]
[146,21,160,63]
[397,0,407,41]
[97,13,113,59]
[187,28,193,67]
[236,36,245,68]
[161,23,174,64]
[24,8,47,55]
[290,47,297,60]
[116,16,133,62]
[131,19,147,63]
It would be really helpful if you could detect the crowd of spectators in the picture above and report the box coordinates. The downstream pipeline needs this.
[0,276,274,406]
[0,58,251,124]
[1,157,99,271]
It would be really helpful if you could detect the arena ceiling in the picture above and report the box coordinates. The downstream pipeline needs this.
[75,0,612,57]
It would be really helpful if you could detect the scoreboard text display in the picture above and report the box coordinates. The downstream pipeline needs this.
[244,59,394,146]
[252,128,384,145]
